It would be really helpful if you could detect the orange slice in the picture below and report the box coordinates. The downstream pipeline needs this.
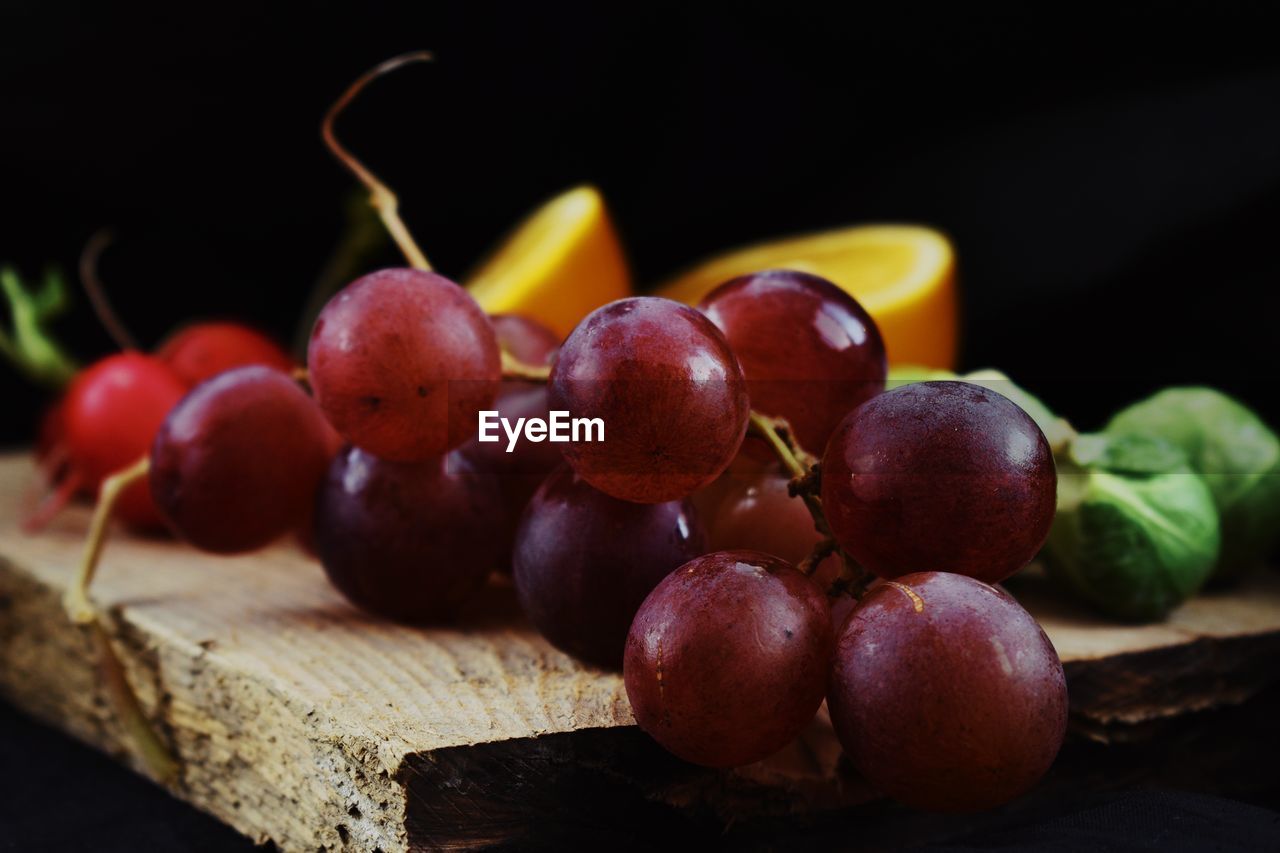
[466,185,632,339]
[655,225,958,369]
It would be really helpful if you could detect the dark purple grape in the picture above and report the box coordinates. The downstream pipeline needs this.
[459,385,563,563]
[313,446,507,622]
[459,314,562,561]
[149,366,333,553]
[821,381,1056,583]
[700,270,886,457]
[549,297,749,503]
[308,268,501,461]
[513,465,707,668]
[827,571,1068,812]
[624,550,833,767]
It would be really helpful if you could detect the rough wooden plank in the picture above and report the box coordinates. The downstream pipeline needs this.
[0,452,1277,850]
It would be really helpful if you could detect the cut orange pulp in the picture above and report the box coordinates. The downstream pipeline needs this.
[466,185,632,339]
[655,225,958,369]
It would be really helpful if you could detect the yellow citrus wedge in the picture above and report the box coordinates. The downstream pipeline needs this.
[655,225,958,369]
[466,185,632,339]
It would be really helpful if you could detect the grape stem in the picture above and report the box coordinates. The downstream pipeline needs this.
[322,52,434,272]
[79,229,141,352]
[747,411,874,598]
[62,455,178,784]
[500,350,552,382]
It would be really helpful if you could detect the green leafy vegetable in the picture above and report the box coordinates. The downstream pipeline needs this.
[0,265,79,387]
[1044,432,1220,621]
[1106,388,1280,579]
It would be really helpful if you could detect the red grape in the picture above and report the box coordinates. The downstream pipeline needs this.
[624,550,833,767]
[307,268,501,461]
[490,313,560,367]
[513,465,707,668]
[149,366,334,553]
[63,352,186,528]
[158,321,294,388]
[709,464,837,580]
[700,270,886,457]
[827,572,1068,812]
[549,297,749,503]
[313,446,507,623]
[459,384,564,563]
[821,381,1056,583]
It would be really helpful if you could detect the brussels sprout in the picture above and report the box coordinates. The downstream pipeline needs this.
[1106,388,1280,579]
[1044,433,1220,622]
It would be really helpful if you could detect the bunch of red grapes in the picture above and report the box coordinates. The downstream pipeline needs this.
[70,261,1065,813]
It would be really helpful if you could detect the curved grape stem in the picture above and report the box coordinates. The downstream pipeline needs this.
[323,52,434,272]
[500,349,552,382]
[62,455,178,784]
[79,230,141,352]
[64,455,150,624]
[747,411,874,598]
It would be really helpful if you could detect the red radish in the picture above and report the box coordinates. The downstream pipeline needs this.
[23,399,86,531]
[60,353,186,528]
[158,322,294,388]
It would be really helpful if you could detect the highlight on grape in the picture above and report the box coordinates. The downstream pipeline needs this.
[477,409,605,452]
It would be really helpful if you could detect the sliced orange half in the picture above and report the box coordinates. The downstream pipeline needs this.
[655,225,958,369]
[466,185,632,339]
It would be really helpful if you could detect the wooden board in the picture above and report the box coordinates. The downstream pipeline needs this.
[1,452,1277,850]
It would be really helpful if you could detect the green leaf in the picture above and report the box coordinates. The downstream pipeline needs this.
[0,265,79,388]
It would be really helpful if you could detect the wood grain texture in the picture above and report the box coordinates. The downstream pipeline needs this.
[0,453,1277,850]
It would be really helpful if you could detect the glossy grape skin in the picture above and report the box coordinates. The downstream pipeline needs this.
[821,381,1056,583]
[549,297,749,503]
[700,270,886,458]
[827,572,1068,812]
[513,465,707,668]
[313,446,507,623]
[149,366,333,553]
[307,268,501,461]
[624,550,834,767]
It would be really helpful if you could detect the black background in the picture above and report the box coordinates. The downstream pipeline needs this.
[3,1,1280,444]
[3,2,1280,850]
